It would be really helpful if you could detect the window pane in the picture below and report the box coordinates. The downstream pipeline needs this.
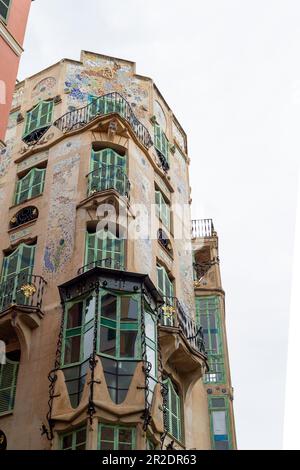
[67,303,83,329]
[100,426,114,441]
[100,441,114,450]
[100,327,116,356]
[62,434,72,449]
[119,428,132,443]
[76,429,86,445]
[64,336,81,364]
[120,297,138,321]
[85,296,95,323]
[211,397,225,408]
[119,443,132,450]
[145,312,155,341]
[101,294,117,320]
[120,331,138,357]
[215,440,229,450]
[83,326,94,360]
[212,411,227,435]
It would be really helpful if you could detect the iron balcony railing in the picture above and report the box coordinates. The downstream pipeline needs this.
[78,258,125,276]
[191,219,215,238]
[54,92,153,149]
[159,296,206,356]
[0,273,47,314]
[87,164,130,198]
[193,258,220,282]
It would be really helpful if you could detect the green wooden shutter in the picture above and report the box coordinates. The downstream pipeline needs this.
[1,243,35,282]
[39,101,53,127]
[15,168,46,205]
[0,358,19,414]
[154,124,169,163]
[164,379,182,443]
[85,231,124,271]
[24,101,53,137]
[155,190,170,230]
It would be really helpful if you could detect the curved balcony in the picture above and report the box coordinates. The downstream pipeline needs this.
[0,273,47,314]
[87,164,130,198]
[159,296,206,356]
[54,92,153,149]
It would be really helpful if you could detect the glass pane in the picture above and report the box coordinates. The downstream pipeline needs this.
[85,296,95,323]
[120,297,139,321]
[100,426,114,441]
[75,443,86,450]
[118,361,137,375]
[145,312,156,342]
[67,302,83,329]
[101,294,117,320]
[62,434,72,449]
[119,429,132,443]
[215,440,229,450]
[100,327,116,356]
[83,326,94,360]
[211,397,225,408]
[100,441,114,450]
[119,443,132,450]
[120,331,138,358]
[76,429,86,445]
[212,411,227,435]
[64,336,81,364]
[146,346,156,377]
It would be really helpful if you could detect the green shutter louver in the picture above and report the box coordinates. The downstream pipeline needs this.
[163,378,183,443]
[84,231,125,272]
[14,168,46,205]
[155,190,170,230]
[88,148,128,197]
[154,124,169,163]
[23,101,54,138]
[0,358,19,415]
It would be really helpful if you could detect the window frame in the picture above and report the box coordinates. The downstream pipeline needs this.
[23,100,54,138]
[208,396,232,450]
[60,427,87,450]
[0,356,19,415]
[97,289,141,361]
[155,189,171,230]
[84,230,125,272]
[163,378,183,444]
[98,423,136,450]
[14,167,46,206]
[154,124,169,163]
[0,0,11,23]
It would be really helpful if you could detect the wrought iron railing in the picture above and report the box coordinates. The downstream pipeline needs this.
[54,92,153,149]
[159,296,206,356]
[87,164,130,198]
[191,219,215,238]
[78,258,125,276]
[193,257,219,282]
[0,273,47,314]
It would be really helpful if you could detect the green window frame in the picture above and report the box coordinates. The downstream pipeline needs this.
[155,190,170,230]
[60,427,87,450]
[98,424,135,450]
[88,95,126,119]
[157,265,174,326]
[23,100,54,138]
[88,148,128,197]
[84,230,125,272]
[208,397,232,450]
[98,290,140,360]
[62,295,96,366]
[0,357,19,415]
[14,167,46,205]
[144,302,158,403]
[154,124,169,163]
[1,243,36,283]
[195,296,225,384]
[163,378,183,443]
[0,0,11,23]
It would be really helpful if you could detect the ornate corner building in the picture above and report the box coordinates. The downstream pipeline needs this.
[0,51,236,450]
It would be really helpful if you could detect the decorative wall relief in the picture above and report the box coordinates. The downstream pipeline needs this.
[172,121,186,153]
[11,86,24,109]
[7,111,19,130]
[0,144,12,178]
[17,150,49,173]
[43,154,80,276]
[31,77,57,100]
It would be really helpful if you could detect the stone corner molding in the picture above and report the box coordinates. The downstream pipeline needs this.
[0,22,24,57]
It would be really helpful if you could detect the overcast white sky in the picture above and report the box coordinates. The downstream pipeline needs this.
[18,0,300,450]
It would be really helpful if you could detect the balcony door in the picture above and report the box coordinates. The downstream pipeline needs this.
[88,148,127,196]
[0,243,36,311]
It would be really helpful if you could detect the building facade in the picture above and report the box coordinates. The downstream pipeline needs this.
[0,0,33,144]
[0,51,236,450]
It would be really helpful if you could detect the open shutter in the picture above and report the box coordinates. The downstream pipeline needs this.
[0,359,19,414]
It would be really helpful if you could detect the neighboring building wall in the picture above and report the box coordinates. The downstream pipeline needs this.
[0,0,32,143]
[0,51,211,450]
[192,221,237,449]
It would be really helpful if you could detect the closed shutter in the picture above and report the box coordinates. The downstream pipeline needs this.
[0,359,19,414]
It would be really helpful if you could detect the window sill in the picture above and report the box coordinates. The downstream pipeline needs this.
[0,410,13,419]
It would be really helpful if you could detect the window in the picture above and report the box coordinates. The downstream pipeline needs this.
[209,397,231,450]
[14,168,46,205]
[0,0,11,22]
[163,378,183,443]
[154,124,169,163]
[0,243,36,311]
[98,424,135,450]
[61,427,87,450]
[62,296,96,366]
[98,290,140,360]
[155,190,170,230]
[84,230,125,272]
[195,296,225,384]
[101,358,138,405]
[88,148,128,197]
[157,265,174,300]
[0,350,20,415]
[23,101,54,138]
[88,95,125,119]
[145,303,158,404]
